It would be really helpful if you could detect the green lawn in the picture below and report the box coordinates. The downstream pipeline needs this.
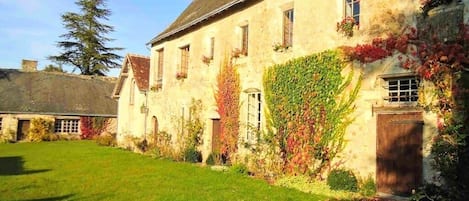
[0,141,327,201]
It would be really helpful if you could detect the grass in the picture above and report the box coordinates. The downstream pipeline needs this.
[0,141,327,201]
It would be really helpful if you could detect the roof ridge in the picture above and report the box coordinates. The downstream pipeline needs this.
[127,53,150,59]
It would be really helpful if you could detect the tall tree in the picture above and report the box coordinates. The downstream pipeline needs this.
[49,0,123,75]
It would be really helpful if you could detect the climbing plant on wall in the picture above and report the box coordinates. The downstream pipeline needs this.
[263,50,361,176]
[215,56,240,163]
[341,5,469,198]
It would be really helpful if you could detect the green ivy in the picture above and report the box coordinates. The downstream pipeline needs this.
[263,50,361,176]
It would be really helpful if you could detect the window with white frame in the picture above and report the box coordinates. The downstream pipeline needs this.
[247,92,261,141]
[55,119,79,134]
[386,77,420,103]
[345,0,360,25]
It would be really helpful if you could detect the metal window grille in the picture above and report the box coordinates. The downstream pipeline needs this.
[387,77,419,103]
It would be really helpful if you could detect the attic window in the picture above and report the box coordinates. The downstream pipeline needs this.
[241,25,249,55]
[55,119,79,134]
[283,9,294,47]
[179,45,190,79]
[385,77,420,103]
[156,49,164,86]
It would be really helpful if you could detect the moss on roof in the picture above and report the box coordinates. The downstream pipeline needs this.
[0,69,117,116]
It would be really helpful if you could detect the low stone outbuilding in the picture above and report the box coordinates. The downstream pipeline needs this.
[0,63,117,141]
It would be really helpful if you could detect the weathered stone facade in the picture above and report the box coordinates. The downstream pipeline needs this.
[115,0,469,193]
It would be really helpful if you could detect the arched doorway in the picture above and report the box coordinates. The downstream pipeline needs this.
[152,116,159,144]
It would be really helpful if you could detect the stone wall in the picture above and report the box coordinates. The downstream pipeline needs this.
[120,0,469,182]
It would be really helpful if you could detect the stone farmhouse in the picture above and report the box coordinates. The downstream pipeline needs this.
[114,0,469,195]
[0,60,117,141]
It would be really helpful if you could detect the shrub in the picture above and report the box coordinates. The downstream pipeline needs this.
[42,133,59,141]
[27,118,54,142]
[183,147,202,163]
[327,169,358,192]
[230,163,249,176]
[206,152,221,166]
[95,134,116,147]
[359,176,376,197]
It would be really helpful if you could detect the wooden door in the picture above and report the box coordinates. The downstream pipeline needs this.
[377,112,423,195]
[211,119,221,153]
[17,120,30,141]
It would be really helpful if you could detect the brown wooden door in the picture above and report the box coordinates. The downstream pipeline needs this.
[211,119,221,153]
[377,112,423,195]
[17,120,30,141]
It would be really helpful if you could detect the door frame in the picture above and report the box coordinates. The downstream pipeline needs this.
[376,111,423,195]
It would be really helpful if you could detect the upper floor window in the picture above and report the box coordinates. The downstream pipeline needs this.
[209,37,215,59]
[0,117,3,131]
[283,9,294,47]
[55,119,79,134]
[241,25,249,56]
[386,77,419,103]
[156,49,164,86]
[247,92,261,141]
[345,0,360,25]
[179,45,190,79]
[130,79,135,105]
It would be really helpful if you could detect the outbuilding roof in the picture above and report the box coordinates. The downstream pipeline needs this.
[0,69,117,117]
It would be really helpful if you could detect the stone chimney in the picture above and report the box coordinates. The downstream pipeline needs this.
[21,59,38,72]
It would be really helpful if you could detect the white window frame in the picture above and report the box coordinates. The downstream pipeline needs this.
[345,0,360,25]
[246,92,261,142]
[385,77,420,104]
[55,119,80,134]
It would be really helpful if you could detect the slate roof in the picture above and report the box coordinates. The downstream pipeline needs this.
[0,69,117,116]
[112,54,150,98]
[148,0,255,45]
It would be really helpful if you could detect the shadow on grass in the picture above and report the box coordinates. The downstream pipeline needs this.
[0,156,50,176]
[19,194,75,201]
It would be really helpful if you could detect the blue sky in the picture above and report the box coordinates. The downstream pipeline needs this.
[0,0,191,76]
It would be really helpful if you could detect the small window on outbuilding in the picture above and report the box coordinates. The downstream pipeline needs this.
[385,77,420,103]
[55,119,79,134]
